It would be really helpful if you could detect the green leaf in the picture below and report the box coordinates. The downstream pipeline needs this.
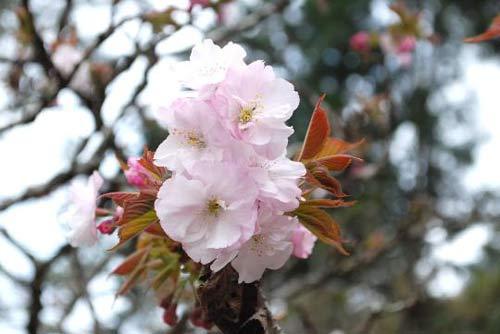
[112,210,158,250]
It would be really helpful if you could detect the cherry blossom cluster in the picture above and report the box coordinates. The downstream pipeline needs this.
[64,40,317,283]
[152,39,315,283]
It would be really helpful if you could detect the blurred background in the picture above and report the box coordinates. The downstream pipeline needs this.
[0,0,500,333]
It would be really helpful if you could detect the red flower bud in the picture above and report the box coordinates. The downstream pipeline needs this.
[189,306,213,329]
[350,31,371,52]
[162,303,178,326]
[96,219,115,235]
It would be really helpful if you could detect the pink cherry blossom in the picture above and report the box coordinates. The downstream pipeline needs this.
[151,39,314,278]
[154,98,226,172]
[350,31,371,52]
[65,171,103,247]
[175,39,246,89]
[155,161,258,249]
[231,208,295,283]
[291,224,317,259]
[248,155,306,212]
[215,60,299,159]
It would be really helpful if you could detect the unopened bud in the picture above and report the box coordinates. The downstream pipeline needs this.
[97,219,115,235]
[162,303,178,326]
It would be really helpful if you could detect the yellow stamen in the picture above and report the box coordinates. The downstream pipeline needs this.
[185,131,206,148]
[239,106,255,124]
[206,198,222,217]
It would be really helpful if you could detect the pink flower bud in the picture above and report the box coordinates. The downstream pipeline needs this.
[397,36,416,53]
[350,31,371,52]
[113,206,124,221]
[124,157,150,188]
[96,219,115,235]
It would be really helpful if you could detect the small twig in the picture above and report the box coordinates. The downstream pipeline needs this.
[27,244,73,334]
[0,227,37,263]
[57,0,73,33]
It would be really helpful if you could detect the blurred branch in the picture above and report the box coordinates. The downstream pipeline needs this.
[0,94,57,135]
[57,0,73,33]
[71,251,104,334]
[208,0,290,44]
[353,297,419,334]
[55,254,112,331]
[0,259,29,287]
[0,227,37,263]
[21,0,64,83]
[0,127,115,212]
[27,244,73,334]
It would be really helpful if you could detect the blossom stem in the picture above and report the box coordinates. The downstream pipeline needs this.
[197,265,282,334]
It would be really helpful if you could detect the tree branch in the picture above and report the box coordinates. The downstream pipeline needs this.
[198,265,282,334]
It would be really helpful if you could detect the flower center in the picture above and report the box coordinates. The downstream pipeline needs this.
[239,106,255,124]
[206,198,224,217]
[184,131,206,149]
[250,234,268,256]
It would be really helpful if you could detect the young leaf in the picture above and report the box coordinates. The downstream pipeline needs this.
[116,252,149,296]
[464,15,500,43]
[315,154,362,172]
[101,192,140,207]
[112,248,150,276]
[118,193,156,226]
[138,149,167,181]
[316,138,364,158]
[302,198,356,208]
[145,221,167,237]
[306,167,346,197]
[293,205,348,255]
[299,95,331,161]
[151,260,180,290]
[113,210,158,250]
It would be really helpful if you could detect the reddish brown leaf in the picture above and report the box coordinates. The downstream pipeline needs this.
[306,167,347,197]
[138,148,167,180]
[299,95,331,161]
[302,198,356,208]
[118,193,156,226]
[116,252,150,295]
[112,248,150,276]
[465,15,500,43]
[101,192,140,207]
[316,138,364,157]
[315,154,363,172]
[293,205,348,255]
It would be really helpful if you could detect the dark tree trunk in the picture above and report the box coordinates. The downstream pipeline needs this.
[197,266,282,334]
